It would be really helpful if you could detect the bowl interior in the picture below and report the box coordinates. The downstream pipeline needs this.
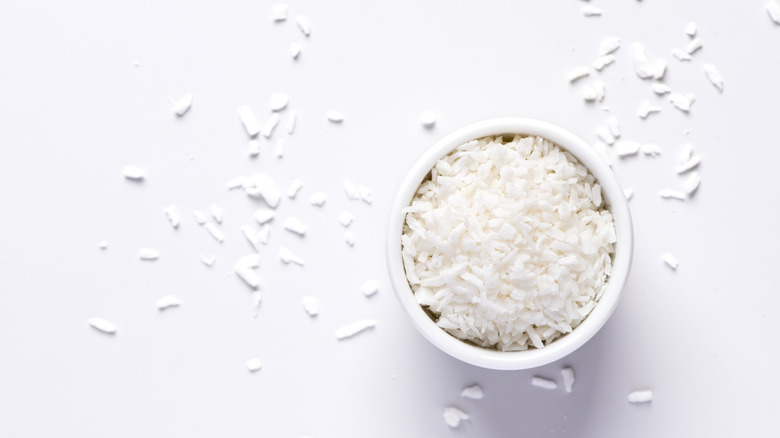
[386,118,633,370]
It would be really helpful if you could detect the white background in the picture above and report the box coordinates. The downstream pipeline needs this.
[1,1,779,437]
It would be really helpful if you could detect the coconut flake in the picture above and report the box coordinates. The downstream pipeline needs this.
[343,179,360,200]
[582,85,598,102]
[641,144,662,156]
[139,248,160,260]
[599,37,621,55]
[247,139,260,157]
[684,172,701,195]
[243,173,281,208]
[269,92,289,111]
[638,100,662,119]
[192,210,207,225]
[235,254,261,289]
[652,83,672,95]
[669,92,695,112]
[362,280,379,297]
[652,58,667,80]
[123,165,145,181]
[286,110,297,134]
[769,1,780,24]
[172,93,193,116]
[334,319,376,340]
[238,105,261,137]
[568,66,590,83]
[632,42,655,79]
[98,240,109,250]
[226,176,245,190]
[671,48,692,62]
[420,110,437,128]
[606,117,620,138]
[204,223,224,243]
[595,126,615,145]
[594,81,606,101]
[210,205,224,224]
[687,38,703,55]
[283,216,307,236]
[628,389,653,403]
[258,225,270,245]
[338,212,354,227]
[290,43,301,59]
[246,358,263,372]
[261,113,281,138]
[685,22,697,37]
[659,189,686,200]
[615,140,640,157]
[624,188,635,200]
[164,205,180,229]
[88,317,117,334]
[271,3,287,21]
[302,295,319,316]
[345,231,356,246]
[326,110,344,123]
[358,185,373,204]
[561,367,575,393]
[443,406,470,428]
[461,384,484,400]
[287,178,303,198]
[241,225,260,251]
[310,192,327,207]
[296,15,311,37]
[279,246,305,266]
[582,5,602,16]
[593,55,615,71]
[703,64,724,92]
[200,255,216,267]
[254,209,275,225]
[156,295,181,310]
[275,139,284,158]
[531,377,558,390]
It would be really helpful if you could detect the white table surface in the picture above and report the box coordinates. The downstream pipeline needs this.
[2,1,779,436]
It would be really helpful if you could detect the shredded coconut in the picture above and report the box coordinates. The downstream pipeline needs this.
[343,179,360,200]
[607,117,620,138]
[345,231,356,246]
[271,3,287,21]
[283,216,307,236]
[662,252,679,270]
[599,37,621,55]
[561,367,575,393]
[627,389,653,403]
[243,173,281,208]
[164,205,180,229]
[310,192,327,207]
[638,101,662,119]
[235,254,261,289]
[362,280,379,297]
[123,165,145,181]
[615,140,640,157]
[275,139,284,158]
[98,240,109,250]
[247,139,260,157]
[686,38,703,55]
[326,110,344,123]
[624,188,634,200]
[261,113,281,138]
[241,225,261,251]
[254,209,275,225]
[296,15,311,37]
[659,189,686,200]
[461,384,484,399]
[269,92,289,111]
[684,172,701,195]
[402,136,616,351]
[286,110,297,134]
[205,223,224,243]
[420,110,437,128]
[156,295,181,310]
[89,317,117,334]
[531,377,558,390]
[582,5,602,16]
[669,92,695,112]
[568,66,590,83]
[238,105,260,137]
[641,144,662,156]
[280,246,305,266]
[593,55,615,71]
[172,93,193,116]
[703,64,724,92]
[338,212,354,227]
[226,176,245,190]
[210,205,224,224]
[200,255,216,267]
[192,210,207,225]
[290,43,301,59]
[302,295,319,316]
[685,22,697,37]
[443,406,469,428]
[139,248,160,260]
[671,48,692,62]
[287,178,303,198]
[652,83,672,95]
[769,1,780,24]
[246,358,263,372]
[596,126,615,145]
[334,319,376,339]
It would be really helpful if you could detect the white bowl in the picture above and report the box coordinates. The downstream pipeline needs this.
[386,118,633,370]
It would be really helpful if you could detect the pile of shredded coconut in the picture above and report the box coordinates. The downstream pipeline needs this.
[401,135,616,351]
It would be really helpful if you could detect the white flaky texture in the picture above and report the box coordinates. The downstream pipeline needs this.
[401,136,616,351]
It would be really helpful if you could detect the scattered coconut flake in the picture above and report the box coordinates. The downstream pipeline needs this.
[461,384,484,400]
[595,126,615,145]
[594,81,606,101]
[593,55,615,71]
[287,177,303,198]
[139,248,160,260]
[338,212,354,227]
[599,37,621,55]
[210,205,223,224]
[247,139,260,157]
[652,83,672,95]
[641,144,662,156]
[443,406,470,428]
[343,179,360,200]
[684,172,701,195]
[156,295,181,310]
[632,42,655,79]
[345,231,356,246]
[769,1,780,24]
[286,110,297,134]
[624,188,634,200]
[89,317,117,334]
[676,144,701,173]
[628,389,653,403]
[358,185,373,204]
[123,165,145,181]
[199,255,216,267]
[226,175,246,190]
[302,295,319,316]
[362,280,379,297]
[561,367,575,393]
[98,240,109,250]
[243,173,281,208]
[246,358,263,372]
[326,110,344,123]
[685,22,697,37]
[238,105,261,137]
[669,92,695,112]
[172,93,193,116]
[258,225,271,245]
[252,291,262,318]
[275,139,284,158]
[607,117,620,138]
[638,100,662,119]
[269,92,289,111]
[164,205,180,229]
[659,189,686,200]
[235,254,261,289]
[296,15,311,37]
[279,246,305,266]
[310,192,327,207]
[261,113,281,138]
[254,209,275,225]
[671,48,692,62]
[241,225,260,251]
[703,64,724,92]
[283,216,307,236]
[531,377,558,390]
[334,319,376,340]
[420,110,437,128]
[615,140,640,157]
[686,38,703,55]
[290,43,301,59]
[192,210,207,225]
[582,5,602,16]
[271,3,287,21]
[205,223,225,243]
[652,58,667,80]
[568,66,590,83]
[582,85,598,102]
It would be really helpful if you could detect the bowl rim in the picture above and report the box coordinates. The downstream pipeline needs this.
[385,118,633,370]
